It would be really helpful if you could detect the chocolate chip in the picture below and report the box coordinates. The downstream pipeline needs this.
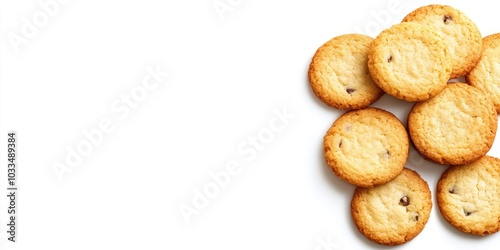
[346,88,355,94]
[444,15,452,24]
[449,186,456,194]
[379,150,390,160]
[464,210,475,216]
[338,140,342,148]
[413,213,419,221]
[399,196,410,206]
[387,56,393,63]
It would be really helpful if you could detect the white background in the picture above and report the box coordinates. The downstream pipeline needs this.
[1,0,499,249]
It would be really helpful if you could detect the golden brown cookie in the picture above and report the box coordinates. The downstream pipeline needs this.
[324,107,409,188]
[466,34,500,113]
[309,34,384,109]
[402,4,482,78]
[408,83,497,165]
[482,33,500,49]
[368,22,452,102]
[437,156,500,236]
[351,168,432,245]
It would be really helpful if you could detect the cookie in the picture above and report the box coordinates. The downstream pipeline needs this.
[402,4,482,78]
[481,33,500,49]
[466,34,500,113]
[368,22,452,102]
[323,107,409,188]
[408,83,497,165]
[308,34,384,110]
[437,156,500,236]
[351,168,432,245]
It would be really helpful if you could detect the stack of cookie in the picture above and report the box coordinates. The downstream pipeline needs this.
[308,4,500,246]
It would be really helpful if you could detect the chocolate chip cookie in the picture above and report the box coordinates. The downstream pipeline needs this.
[324,107,409,188]
[309,34,384,109]
[467,34,500,113]
[437,156,500,235]
[351,168,432,245]
[402,4,482,78]
[368,22,452,102]
[408,83,497,165]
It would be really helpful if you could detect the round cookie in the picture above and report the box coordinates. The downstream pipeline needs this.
[351,168,432,245]
[408,83,497,165]
[402,4,482,78]
[368,22,452,102]
[324,107,409,188]
[481,33,500,49]
[309,34,384,110]
[437,156,500,236]
[466,34,500,113]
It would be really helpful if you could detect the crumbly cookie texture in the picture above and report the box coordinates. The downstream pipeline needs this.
[437,156,500,236]
[481,33,500,49]
[368,22,452,102]
[351,168,432,245]
[402,4,482,78]
[309,34,384,110]
[466,34,500,113]
[408,83,497,165]
[324,107,408,188]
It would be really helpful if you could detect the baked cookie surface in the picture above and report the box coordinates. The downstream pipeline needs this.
[482,33,500,49]
[309,34,384,110]
[324,107,409,188]
[467,34,500,113]
[368,22,452,102]
[402,4,482,78]
[408,83,497,165]
[437,156,500,236]
[351,168,432,245]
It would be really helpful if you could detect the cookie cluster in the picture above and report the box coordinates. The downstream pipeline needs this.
[308,4,500,246]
